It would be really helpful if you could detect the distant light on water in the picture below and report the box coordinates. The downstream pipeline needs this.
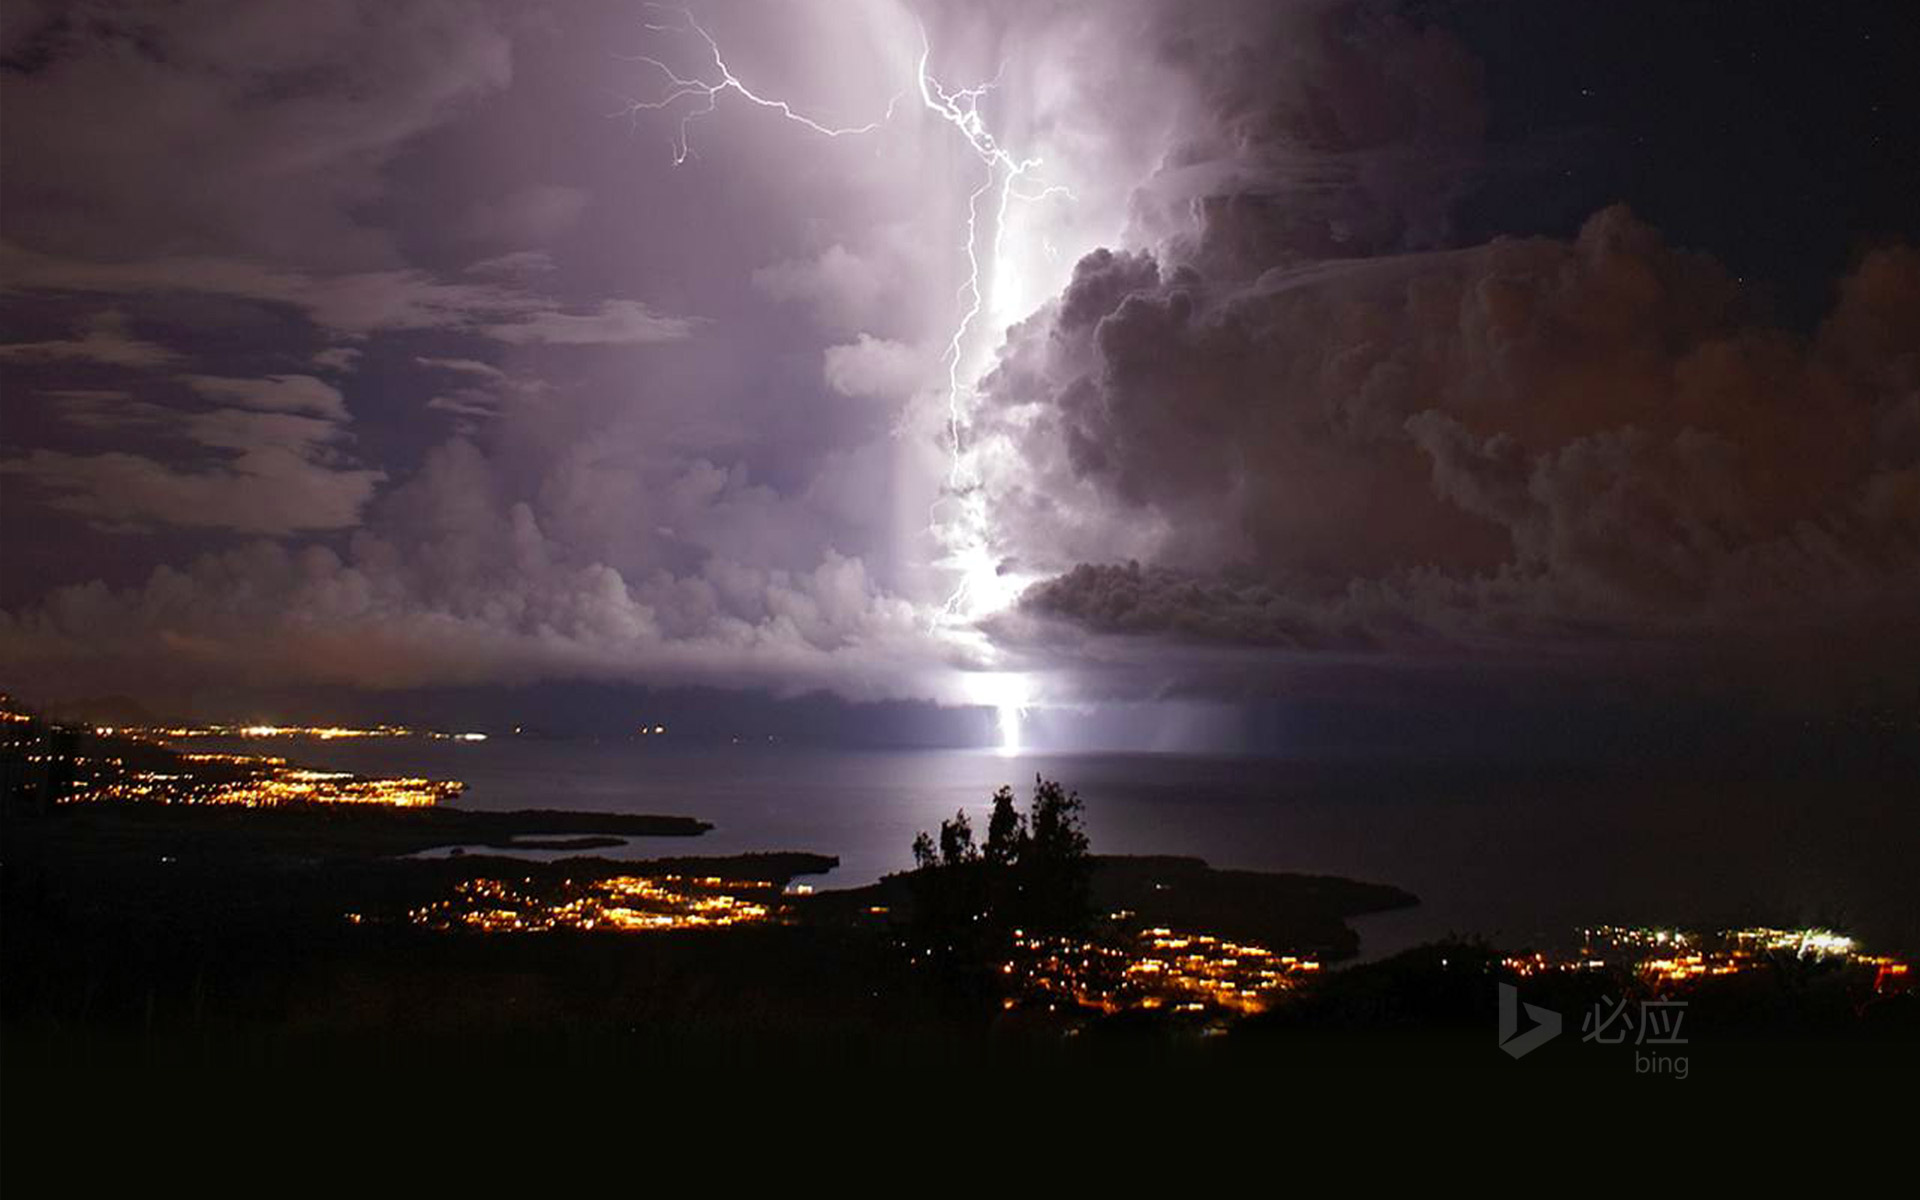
[963,671,1031,756]
[996,700,1023,757]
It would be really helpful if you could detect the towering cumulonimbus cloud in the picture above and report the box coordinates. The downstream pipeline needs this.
[989,213,1920,595]
[972,1,1920,684]
[1131,0,1489,272]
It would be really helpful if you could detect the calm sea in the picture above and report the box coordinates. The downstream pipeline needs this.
[206,737,1920,960]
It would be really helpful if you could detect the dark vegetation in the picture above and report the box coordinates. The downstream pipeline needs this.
[812,779,1415,1029]
[905,778,1094,941]
[817,778,1417,1002]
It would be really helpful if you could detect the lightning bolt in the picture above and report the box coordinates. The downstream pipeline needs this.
[619,6,1067,634]
[916,33,1068,484]
[915,27,1070,626]
[614,5,900,163]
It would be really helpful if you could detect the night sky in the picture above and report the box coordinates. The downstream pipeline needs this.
[3,0,1917,750]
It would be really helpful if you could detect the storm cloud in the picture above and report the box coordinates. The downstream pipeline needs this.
[964,2,1920,696]
[988,215,1919,633]
[2,0,1917,718]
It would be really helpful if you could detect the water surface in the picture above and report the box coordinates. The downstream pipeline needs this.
[208,737,1920,959]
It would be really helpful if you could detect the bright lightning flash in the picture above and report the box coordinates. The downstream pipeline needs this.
[996,698,1024,757]
[622,7,1066,752]
[916,30,1069,631]
[962,669,1030,758]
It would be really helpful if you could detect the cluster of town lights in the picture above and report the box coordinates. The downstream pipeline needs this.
[73,767,460,808]
[0,698,470,809]
[409,875,782,933]
[95,722,488,742]
[1002,924,1321,1018]
[1502,924,1910,992]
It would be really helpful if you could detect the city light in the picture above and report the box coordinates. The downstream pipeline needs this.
[81,767,460,808]
[410,874,784,933]
[1501,924,1911,994]
[109,722,492,742]
[1001,924,1320,1018]
[0,697,466,809]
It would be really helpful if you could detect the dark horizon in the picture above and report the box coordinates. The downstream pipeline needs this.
[9,677,1918,775]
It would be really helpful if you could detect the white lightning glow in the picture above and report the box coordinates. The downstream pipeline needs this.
[622,6,1070,751]
[961,670,1030,757]
[996,700,1024,756]
[919,39,1049,480]
[913,27,1071,635]
[614,6,900,163]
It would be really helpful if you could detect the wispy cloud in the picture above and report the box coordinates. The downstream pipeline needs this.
[0,312,177,368]
[481,299,698,346]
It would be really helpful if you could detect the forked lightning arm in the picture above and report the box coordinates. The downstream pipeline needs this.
[614,5,901,163]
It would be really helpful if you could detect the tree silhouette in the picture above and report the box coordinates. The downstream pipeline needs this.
[937,809,977,866]
[1021,776,1090,930]
[983,785,1027,866]
[1027,776,1088,865]
[908,776,1092,938]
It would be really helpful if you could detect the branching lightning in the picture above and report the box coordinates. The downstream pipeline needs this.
[620,6,1062,741]
[614,5,901,163]
[915,28,1070,628]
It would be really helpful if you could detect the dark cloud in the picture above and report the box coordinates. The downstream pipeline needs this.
[0,0,516,267]
[310,346,364,374]
[456,184,593,247]
[0,311,178,368]
[1129,0,1486,271]
[962,0,1920,696]
[2,0,1916,722]
[183,375,350,420]
[1020,561,1380,651]
[990,209,1920,675]
[2,377,383,533]
[0,241,695,341]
